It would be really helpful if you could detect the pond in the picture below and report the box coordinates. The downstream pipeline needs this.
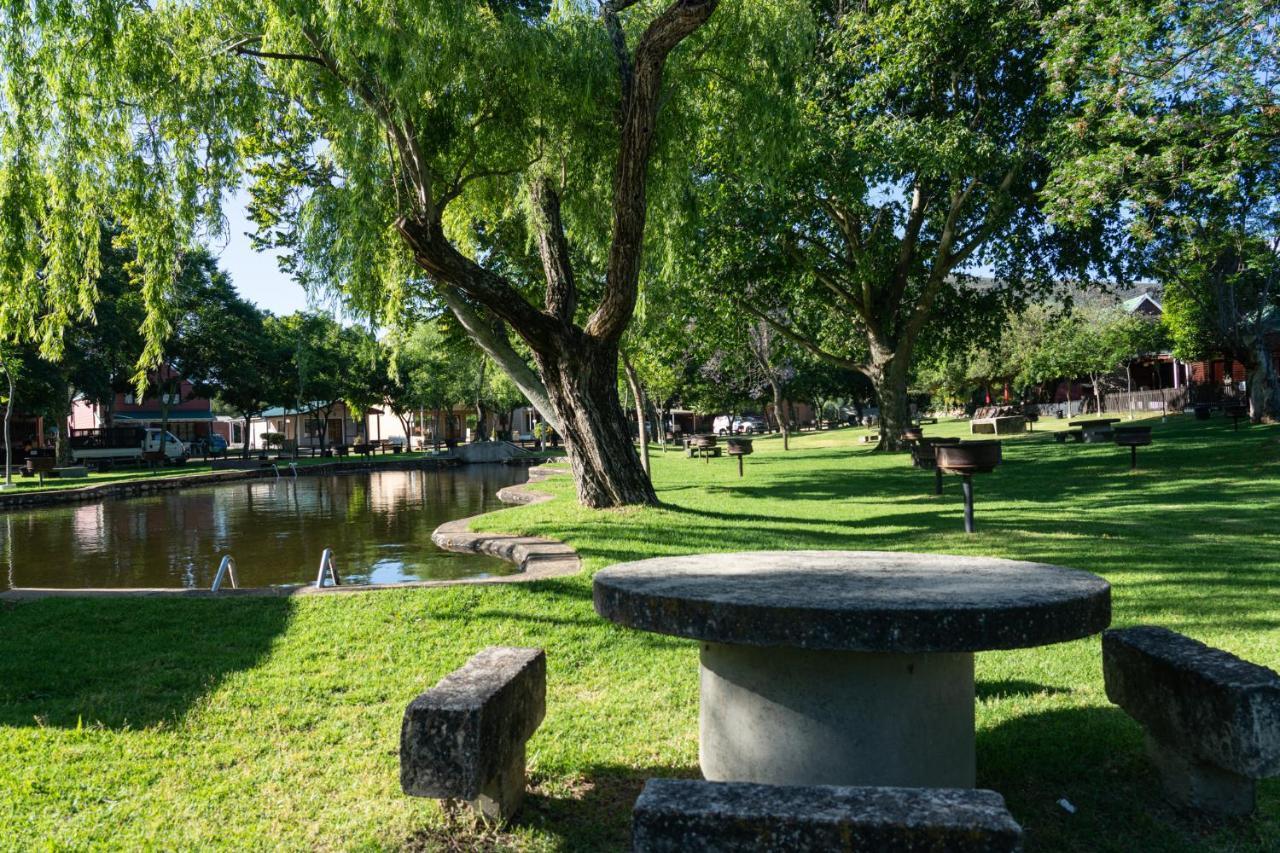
[0,464,529,590]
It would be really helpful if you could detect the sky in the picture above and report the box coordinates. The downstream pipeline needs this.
[208,189,311,316]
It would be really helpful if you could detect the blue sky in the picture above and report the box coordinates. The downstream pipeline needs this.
[210,189,311,316]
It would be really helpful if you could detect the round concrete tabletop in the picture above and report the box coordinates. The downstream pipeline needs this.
[593,550,1110,653]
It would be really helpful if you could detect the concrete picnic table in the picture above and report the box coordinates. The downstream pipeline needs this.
[593,550,1110,789]
[1069,417,1121,443]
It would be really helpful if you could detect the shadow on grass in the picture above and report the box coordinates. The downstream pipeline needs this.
[0,596,291,729]
[979,705,1275,852]
[976,679,1073,702]
[403,763,700,853]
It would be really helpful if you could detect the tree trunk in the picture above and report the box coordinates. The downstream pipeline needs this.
[437,258,562,433]
[242,415,253,459]
[1,350,13,487]
[55,386,74,466]
[769,378,789,451]
[1247,345,1280,423]
[649,397,667,453]
[621,354,650,476]
[537,338,657,507]
[868,345,911,451]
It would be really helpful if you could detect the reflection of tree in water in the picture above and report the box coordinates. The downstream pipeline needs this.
[2,465,528,590]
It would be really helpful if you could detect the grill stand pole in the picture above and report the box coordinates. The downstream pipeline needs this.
[1130,445,1138,471]
[934,466,943,496]
[737,455,744,478]
[961,475,975,534]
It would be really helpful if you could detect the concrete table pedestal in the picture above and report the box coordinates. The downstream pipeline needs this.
[594,550,1111,790]
[700,642,975,788]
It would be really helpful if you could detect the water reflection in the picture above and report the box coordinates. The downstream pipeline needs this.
[0,465,527,589]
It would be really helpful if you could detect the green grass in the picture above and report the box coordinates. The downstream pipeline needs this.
[1,415,1277,850]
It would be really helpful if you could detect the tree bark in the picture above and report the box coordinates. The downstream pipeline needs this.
[538,337,657,507]
[621,353,650,475]
[769,379,789,450]
[437,288,560,433]
[1,350,13,487]
[867,341,912,451]
[55,385,74,466]
[1247,343,1280,423]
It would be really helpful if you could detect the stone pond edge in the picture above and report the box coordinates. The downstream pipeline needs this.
[0,463,579,601]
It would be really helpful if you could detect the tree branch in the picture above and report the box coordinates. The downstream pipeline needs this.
[530,176,578,323]
[732,295,866,373]
[587,0,719,344]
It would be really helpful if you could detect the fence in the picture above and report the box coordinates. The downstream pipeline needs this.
[1101,387,1189,415]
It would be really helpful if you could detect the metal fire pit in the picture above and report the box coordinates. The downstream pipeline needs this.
[1113,426,1152,470]
[1224,402,1248,430]
[912,438,963,495]
[935,441,1003,533]
[693,434,718,464]
[726,438,753,477]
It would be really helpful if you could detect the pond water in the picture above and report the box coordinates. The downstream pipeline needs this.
[0,464,529,590]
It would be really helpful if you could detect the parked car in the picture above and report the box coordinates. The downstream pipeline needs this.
[190,434,228,456]
[712,415,769,435]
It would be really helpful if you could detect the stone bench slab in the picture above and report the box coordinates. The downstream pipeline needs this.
[1104,626,1280,815]
[632,779,1023,852]
[400,646,546,818]
[1104,626,1280,778]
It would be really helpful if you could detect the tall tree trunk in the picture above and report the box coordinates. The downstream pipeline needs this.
[769,378,789,450]
[242,415,252,459]
[55,385,74,466]
[1247,344,1280,423]
[649,396,667,453]
[1,350,13,487]
[868,344,911,451]
[621,354,650,476]
[537,338,657,507]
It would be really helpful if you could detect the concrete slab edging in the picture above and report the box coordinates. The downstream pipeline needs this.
[0,464,578,601]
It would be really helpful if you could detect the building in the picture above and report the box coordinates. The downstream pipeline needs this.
[70,366,236,446]
[248,401,407,450]
[249,402,542,449]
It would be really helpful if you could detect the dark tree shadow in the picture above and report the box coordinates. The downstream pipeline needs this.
[0,596,292,729]
[975,680,1072,702]
[979,706,1275,851]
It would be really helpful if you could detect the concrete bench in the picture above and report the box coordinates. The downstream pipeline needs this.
[400,646,545,821]
[52,466,88,478]
[1053,429,1083,444]
[632,780,1023,852]
[970,416,1025,436]
[685,446,722,459]
[1103,626,1280,816]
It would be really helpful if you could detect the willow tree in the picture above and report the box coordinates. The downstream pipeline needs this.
[3,1,803,508]
[695,0,1118,449]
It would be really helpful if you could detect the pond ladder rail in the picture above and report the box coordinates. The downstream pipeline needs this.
[315,548,342,589]
[210,555,239,592]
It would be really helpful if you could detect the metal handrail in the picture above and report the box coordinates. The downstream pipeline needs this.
[211,555,239,592]
[315,548,342,589]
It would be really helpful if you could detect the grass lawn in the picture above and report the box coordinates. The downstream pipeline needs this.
[1,414,1277,850]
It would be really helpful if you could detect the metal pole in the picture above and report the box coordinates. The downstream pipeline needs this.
[962,475,975,533]
[737,455,744,478]
[934,466,943,496]
[1130,445,1137,471]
